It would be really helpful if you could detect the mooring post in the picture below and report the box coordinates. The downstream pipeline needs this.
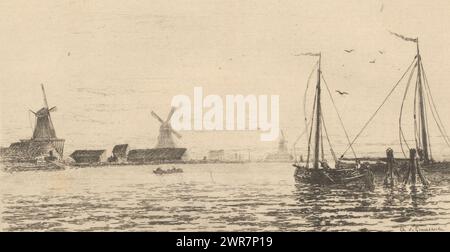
[403,151,411,185]
[409,149,417,186]
[416,155,430,187]
[384,148,395,186]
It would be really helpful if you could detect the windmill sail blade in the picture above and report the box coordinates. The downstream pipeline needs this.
[166,107,176,122]
[41,84,49,108]
[29,109,37,115]
[151,111,164,124]
[49,106,57,112]
[171,128,182,139]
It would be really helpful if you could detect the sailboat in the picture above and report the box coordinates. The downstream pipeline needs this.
[339,33,450,173]
[293,53,374,187]
[397,37,450,168]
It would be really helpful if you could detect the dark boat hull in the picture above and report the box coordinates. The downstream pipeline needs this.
[366,160,450,177]
[293,165,374,188]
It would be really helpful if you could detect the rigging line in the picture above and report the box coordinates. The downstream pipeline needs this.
[341,56,418,158]
[304,61,319,132]
[422,64,448,142]
[293,120,311,146]
[320,102,325,162]
[424,94,433,160]
[399,61,417,158]
[320,74,357,159]
[321,117,325,161]
[422,59,450,145]
[421,62,450,148]
[420,62,433,160]
[292,121,311,163]
[320,108,338,163]
[421,61,450,146]
[306,89,318,168]
[28,110,34,135]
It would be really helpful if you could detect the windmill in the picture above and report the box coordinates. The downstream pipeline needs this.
[278,130,288,153]
[264,129,293,162]
[29,84,58,140]
[151,107,182,148]
[25,84,65,159]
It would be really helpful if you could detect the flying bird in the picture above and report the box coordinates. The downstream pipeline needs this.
[344,49,354,53]
[369,59,376,64]
[335,90,349,96]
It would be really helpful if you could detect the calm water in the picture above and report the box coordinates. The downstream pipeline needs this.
[1,163,450,231]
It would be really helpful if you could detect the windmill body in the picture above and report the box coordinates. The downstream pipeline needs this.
[151,108,182,148]
[126,107,187,163]
[156,123,176,148]
[32,107,57,139]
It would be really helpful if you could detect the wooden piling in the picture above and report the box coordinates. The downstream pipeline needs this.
[384,148,395,186]
[409,149,417,186]
[403,148,429,187]
[416,155,430,186]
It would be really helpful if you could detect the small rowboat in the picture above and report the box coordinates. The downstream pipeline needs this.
[153,167,183,175]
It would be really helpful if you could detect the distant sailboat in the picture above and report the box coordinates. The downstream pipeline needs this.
[293,53,374,187]
[264,130,293,162]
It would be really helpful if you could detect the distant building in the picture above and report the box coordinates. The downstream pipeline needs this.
[70,150,107,164]
[127,148,187,163]
[208,150,225,161]
[264,152,293,162]
[110,144,129,162]
[3,140,62,162]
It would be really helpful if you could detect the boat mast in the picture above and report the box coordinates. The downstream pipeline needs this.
[416,40,431,163]
[313,54,322,169]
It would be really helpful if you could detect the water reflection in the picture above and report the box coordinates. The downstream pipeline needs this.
[291,179,445,231]
[292,183,378,231]
[1,164,449,231]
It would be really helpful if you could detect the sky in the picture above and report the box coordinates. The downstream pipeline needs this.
[1,0,450,160]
